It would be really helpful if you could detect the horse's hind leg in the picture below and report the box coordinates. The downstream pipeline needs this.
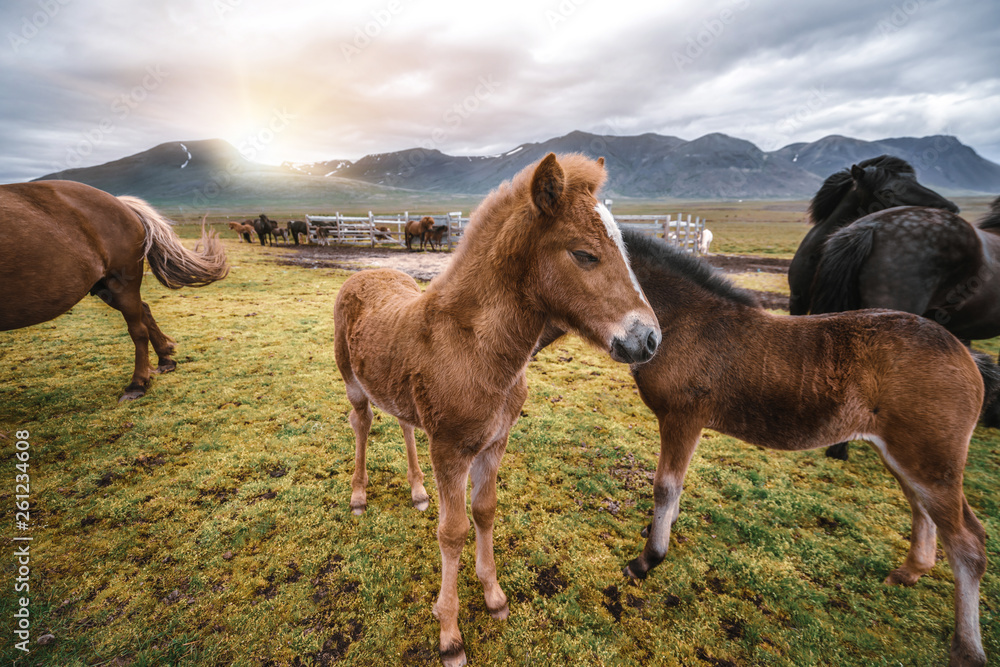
[398,420,430,510]
[141,302,178,374]
[880,468,938,586]
[877,438,986,666]
[98,261,153,402]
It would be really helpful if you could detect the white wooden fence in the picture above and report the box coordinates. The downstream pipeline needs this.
[615,214,706,254]
[302,211,707,254]
[304,212,469,250]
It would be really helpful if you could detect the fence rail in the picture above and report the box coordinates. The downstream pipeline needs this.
[300,211,707,254]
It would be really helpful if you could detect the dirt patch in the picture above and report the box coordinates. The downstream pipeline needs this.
[271,244,791,307]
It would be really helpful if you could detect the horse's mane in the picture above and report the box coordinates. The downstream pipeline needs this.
[977,195,1000,230]
[440,153,606,280]
[808,155,916,225]
[621,229,759,308]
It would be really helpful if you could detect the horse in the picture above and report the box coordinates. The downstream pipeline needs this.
[228,221,256,243]
[424,224,449,251]
[698,227,713,254]
[272,226,289,244]
[809,196,1000,459]
[287,219,309,245]
[788,155,958,316]
[535,229,988,667]
[405,216,435,251]
[254,213,277,246]
[0,180,229,402]
[334,154,661,667]
[374,225,393,241]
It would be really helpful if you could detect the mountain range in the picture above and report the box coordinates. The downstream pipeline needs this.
[35,131,1000,208]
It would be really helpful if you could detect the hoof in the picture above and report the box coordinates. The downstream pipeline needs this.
[622,562,646,581]
[884,567,922,587]
[824,443,849,461]
[488,602,510,620]
[152,359,177,374]
[118,384,147,403]
[440,643,467,667]
[413,495,430,512]
[350,503,366,516]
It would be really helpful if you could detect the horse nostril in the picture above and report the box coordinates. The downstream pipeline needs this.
[645,331,659,356]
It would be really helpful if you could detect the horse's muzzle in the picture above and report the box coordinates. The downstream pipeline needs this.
[611,323,661,364]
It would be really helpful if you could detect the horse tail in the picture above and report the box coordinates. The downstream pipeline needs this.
[809,222,877,314]
[970,350,1000,427]
[118,196,229,289]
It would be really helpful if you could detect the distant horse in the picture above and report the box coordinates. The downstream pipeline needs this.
[424,224,449,251]
[811,196,1000,459]
[536,230,987,667]
[228,221,256,243]
[272,226,289,244]
[788,155,957,315]
[374,225,393,241]
[335,154,661,667]
[254,214,277,246]
[1,181,229,402]
[287,219,309,245]
[405,216,434,251]
[698,227,713,254]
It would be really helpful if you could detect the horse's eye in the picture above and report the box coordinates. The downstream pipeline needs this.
[572,250,598,265]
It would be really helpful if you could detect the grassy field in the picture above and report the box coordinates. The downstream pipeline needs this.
[1,213,998,666]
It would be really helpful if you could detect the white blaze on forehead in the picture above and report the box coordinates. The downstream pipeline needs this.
[594,203,648,304]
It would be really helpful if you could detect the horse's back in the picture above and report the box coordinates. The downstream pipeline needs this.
[0,181,143,330]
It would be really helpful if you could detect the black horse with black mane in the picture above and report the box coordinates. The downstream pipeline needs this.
[788,155,958,316]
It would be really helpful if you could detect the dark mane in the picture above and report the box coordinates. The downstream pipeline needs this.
[977,195,1000,230]
[621,229,759,308]
[808,155,916,225]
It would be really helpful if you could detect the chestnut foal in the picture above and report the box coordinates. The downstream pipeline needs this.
[334,154,660,666]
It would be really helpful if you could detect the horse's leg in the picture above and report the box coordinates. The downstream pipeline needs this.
[470,435,509,619]
[824,441,850,460]
[345,383,373,515]
[876,462,938,586]
[98,261,153,402]
[877,437,986,666]
[141,302,178,374]
[430,443,473,667]
[398,420,430,511]
[624,418,702,579]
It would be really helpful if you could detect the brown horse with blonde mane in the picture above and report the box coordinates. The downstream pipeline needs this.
[334,154,660,667]
[536,230,987,666]
[1,180,229,402]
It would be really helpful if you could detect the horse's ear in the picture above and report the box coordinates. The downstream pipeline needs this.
[531,153,565,217]
[850,164,865,181]
[597,157,605,167]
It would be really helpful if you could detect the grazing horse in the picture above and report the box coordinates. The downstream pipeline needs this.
[405,216,435,251]
[254,213,277,246]
[424,224,449,251]
[698,227,713,254]
[536,230,988,667]
[287,219,309,245]
[1,180,229,402]
[334,154,660,667]
[810,197,1000,458]
[788,155,957,315]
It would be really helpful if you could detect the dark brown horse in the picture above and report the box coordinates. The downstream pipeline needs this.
[1,180,229,402]
[287,219,309,245]
[788,155,957,315]
[334,154,661,666]
[405,215,434,251]
[424,224,449,251]
[537,230,987,667]
[254,213,277,246]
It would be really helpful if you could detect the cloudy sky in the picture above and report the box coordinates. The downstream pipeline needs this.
[1,0,998,183]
